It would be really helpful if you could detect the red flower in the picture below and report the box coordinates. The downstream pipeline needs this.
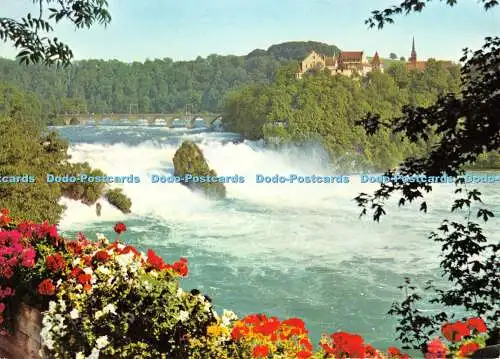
[282,317,307,332]
[441,321,470,342]
[243,314,262,326]
[83,255,92,267]
[466,318,488,333]
[70,267,83,278]
[147,249,166,270]
[254,316,281,336]
[0,209,11,226]
[121,245,140,256]
[38,221,58,239]
[425,338,447,359]
[387,346,402,358]
[458,342,480,357]
[66,241,83,255]
[94,250,110,263]
[0,302,5,313]
[173,257,188,276]
[299,338,313,352]
[78,273,92,285]
[231,325,249,340]
[331,332,366,358]
[46,253,66,273]
[37,279,56,296]
[252,344,269,358]
[114,222,127,234]
[365,345,382,358]
[296,350,312,359]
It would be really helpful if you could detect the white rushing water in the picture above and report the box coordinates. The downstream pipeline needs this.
[54,125,499,348]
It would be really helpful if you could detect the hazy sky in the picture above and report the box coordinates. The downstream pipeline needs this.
[0,0,498,62]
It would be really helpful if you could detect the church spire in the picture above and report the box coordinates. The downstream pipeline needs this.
[410,36,417,63]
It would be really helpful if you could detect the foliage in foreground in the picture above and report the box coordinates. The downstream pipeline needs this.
[0,0,111,66]
[356,0,500,352]
[0,210,492,358]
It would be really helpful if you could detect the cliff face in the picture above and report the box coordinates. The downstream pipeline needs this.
[173,140,226,199]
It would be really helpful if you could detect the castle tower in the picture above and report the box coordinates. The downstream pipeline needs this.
[409,37,417,64]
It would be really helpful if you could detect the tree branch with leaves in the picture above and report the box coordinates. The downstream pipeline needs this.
[0,0,111,66]
[356,0,500,352]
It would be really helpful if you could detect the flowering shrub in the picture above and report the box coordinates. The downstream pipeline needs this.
[0,208,492,358]
[424,318,489,359]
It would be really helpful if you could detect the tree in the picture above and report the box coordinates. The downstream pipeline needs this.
[0,0,111,66]
[400,56,405,61]
[357,0,499,351]
[389,52,398,59]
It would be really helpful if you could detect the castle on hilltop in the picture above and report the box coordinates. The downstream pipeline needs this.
[295,49,382,79]
[295,38,453,79]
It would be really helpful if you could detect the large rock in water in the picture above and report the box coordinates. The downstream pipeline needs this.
[173,140,226,199]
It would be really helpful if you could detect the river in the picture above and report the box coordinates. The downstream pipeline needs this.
[53,123,499,349]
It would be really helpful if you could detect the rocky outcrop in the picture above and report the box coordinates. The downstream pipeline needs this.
[105,188,132,213]
[173,140,226,199]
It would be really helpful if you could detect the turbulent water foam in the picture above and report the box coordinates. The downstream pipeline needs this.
[55,125,499,347]
[58,128,498,266]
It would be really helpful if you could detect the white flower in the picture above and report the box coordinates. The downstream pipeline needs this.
[179,310,189,322]
[54,314,65,325]
[204,301,211,312]
[48,301,57,313]
[116,252,134,269]
[150,270,158,278]
[40,326,52,342]
[94,310,104,320]
[88,348,100,359]
[83,267,93,275]
[44,338,55,350]
[103,304,116,315]
[176,288,183,298]
[221,310,238,327]
[73,258,82,267]
[58,299,66,311]
[96,233,105,240]
[75,352,85,359]
[70,309,80,319]
[56,279,63,287]
[96,335,109,349]
[96,265,111,276]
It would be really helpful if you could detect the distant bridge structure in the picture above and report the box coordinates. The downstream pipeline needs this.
[63,113,223,128]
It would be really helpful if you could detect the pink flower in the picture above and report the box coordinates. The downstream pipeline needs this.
[425,338,447,359]
[21,248,36,268]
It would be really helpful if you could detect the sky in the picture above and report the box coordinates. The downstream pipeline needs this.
[0,0,499,62]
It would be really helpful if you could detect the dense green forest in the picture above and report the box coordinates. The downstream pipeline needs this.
[222,61,500,171]
[1,40,497,170]
[0,83,133,223]
[0,41,339,121]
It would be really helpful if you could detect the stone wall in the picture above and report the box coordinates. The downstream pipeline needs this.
[0,304,42,359]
